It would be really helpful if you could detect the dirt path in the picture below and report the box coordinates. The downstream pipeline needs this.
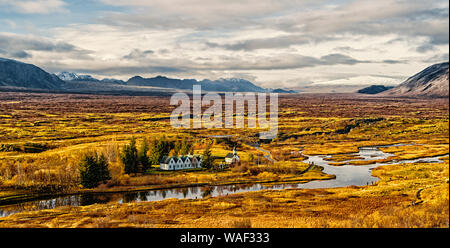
[246,143,276,162]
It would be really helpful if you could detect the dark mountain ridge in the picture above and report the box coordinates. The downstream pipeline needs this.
[380,62,449,97]
[0,57,295,94]
[126,75,267,92]
[357,85,394,94]
[0,58,64,89]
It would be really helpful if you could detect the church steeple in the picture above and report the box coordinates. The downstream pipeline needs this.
[233,146,237,155]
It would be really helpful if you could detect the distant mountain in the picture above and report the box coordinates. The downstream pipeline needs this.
[57,71,99,82]
[380,62,449,97]
[127,75,197,89]
[126,76,267,92]
[201,78,267,92]
[0,57,64,89]
[0,57,293,94]
[100,78,125,84]
[56,72,125,84]
[357,85,394,94]
[269,88,298,94]
[294,75,401,93]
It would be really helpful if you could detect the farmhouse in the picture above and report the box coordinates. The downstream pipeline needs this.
[225,147,240,165]
[160,155,203,170]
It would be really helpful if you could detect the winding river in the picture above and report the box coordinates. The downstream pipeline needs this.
[0,144,447,218]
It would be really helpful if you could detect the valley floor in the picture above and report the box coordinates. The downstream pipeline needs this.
[0,92,448,228]
[0,159,448,228]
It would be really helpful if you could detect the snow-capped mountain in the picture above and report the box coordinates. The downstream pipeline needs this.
[56,72,99,82]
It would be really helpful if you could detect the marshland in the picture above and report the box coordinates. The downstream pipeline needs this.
[0,92,448,227]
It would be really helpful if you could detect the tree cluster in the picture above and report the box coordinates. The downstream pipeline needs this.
[120,137,152,174]
[121,136,195,174]
[79,152,111,188]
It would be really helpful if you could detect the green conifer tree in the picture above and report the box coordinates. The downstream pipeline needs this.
[138,137,151,172]
[79,152,111,188]
[121,137,138,174]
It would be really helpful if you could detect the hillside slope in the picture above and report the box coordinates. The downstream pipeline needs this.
[380,62,449,97]
[0,58,64,90]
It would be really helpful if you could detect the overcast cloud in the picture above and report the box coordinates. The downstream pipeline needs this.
[0,0,448,88]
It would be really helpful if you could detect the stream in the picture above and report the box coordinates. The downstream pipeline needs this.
[0,144,447,218]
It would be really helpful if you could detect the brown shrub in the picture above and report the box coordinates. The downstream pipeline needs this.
[232,218,252,228]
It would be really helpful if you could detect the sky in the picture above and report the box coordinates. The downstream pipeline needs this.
[0,0,448,89]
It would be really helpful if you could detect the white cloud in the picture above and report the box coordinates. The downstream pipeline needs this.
[0,0,447,89]
[0,0,67,14]
[99,0,321,30]
[311,76,402,86]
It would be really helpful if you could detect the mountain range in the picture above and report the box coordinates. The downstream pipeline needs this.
[57,72,279,92]
[379,62,449,97]
[0,57,295,93]
[126,75,269,92]
[57,71,125,84]
[0,57,448,97]
[0,58,263,93]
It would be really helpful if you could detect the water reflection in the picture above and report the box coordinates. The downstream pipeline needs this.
[1,144,448,218]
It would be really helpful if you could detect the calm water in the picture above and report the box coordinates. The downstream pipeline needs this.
[1,144,447,217]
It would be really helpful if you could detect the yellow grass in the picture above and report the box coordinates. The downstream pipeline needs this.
[1,159,447,228]
[0,95,448,227]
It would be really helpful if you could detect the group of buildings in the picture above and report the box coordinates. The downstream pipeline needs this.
[160,147,240,171]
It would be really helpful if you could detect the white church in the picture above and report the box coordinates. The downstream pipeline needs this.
[160,155,203,171]
[224,147,240,165]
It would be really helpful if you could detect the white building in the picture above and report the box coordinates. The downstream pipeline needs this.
[225,147,240,165]
[160,155,203,170]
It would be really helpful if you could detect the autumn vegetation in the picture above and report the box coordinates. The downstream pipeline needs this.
[0,92,448,227]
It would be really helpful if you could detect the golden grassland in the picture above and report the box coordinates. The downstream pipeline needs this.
[0,93,448,227]
[0,159,447,228]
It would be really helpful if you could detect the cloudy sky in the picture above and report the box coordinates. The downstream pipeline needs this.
[0,0,448,88]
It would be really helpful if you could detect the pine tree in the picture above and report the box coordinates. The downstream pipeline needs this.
[121,137,138,174]
[149,136,174,165]
[149,138,163,165]
[79,152,111,188]
[138,137,151,172]
[202,143,213,169]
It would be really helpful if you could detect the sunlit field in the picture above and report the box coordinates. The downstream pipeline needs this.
[0,92,448,228]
